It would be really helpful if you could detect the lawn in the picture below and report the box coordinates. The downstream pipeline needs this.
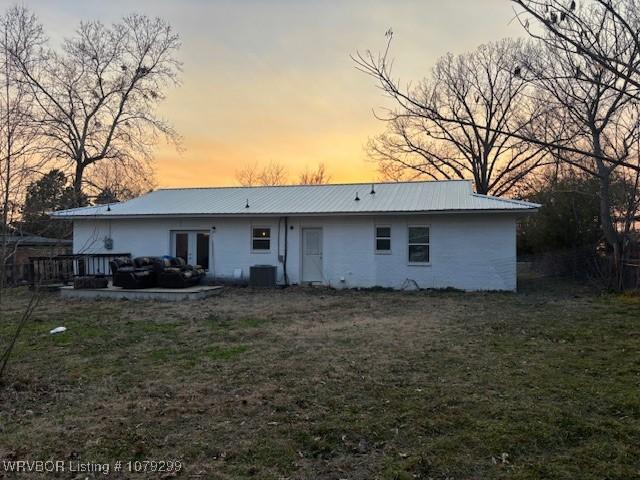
[0,276,639,479]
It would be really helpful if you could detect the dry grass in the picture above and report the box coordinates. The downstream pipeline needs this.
[0,277,639,479]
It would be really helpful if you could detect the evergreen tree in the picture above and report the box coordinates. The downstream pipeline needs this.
[21,170,86,238]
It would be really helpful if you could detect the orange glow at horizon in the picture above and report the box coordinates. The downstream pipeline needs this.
[153,131,375,188]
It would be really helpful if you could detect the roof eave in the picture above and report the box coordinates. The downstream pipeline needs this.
[51,207,539,220]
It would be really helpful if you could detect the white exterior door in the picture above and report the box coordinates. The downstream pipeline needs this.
[171,231,210,270]
[302,228,323,283]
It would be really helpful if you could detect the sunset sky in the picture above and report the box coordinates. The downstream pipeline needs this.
[27,0,523,188]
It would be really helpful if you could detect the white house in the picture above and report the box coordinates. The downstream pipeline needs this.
[51,180,539,291]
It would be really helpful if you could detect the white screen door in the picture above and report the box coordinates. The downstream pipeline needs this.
[302,228,323,283]
[171,231,210,270]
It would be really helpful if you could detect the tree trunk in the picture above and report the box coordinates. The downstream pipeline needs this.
[72,161,85,207]
[473,157,490,195]
[593,133,623,289]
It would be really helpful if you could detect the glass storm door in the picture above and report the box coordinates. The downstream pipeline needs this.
[172,231,209,270]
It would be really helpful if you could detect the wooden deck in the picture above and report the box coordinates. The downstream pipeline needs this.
[60,284,223,301]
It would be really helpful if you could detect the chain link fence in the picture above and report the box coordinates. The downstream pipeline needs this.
[519,247,640,290]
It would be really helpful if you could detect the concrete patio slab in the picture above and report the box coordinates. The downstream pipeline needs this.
[60,284,223,301]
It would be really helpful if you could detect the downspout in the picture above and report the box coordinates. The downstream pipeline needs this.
[283,216,289,286]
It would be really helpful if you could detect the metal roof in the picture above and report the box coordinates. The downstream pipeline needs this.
[50,180,540,218]
[1,234,72,245]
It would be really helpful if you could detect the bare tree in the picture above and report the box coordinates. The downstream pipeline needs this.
[6,10,181,206]
[258,162,287,186]
[298,163,331,185]
[354,37,549,195]
[513,0,640,99]
[0,7,43,296]
[235,162,259,187]
[87,160,156,203]
[236,161,288,186]
[522,5,640,287]
[0,290,40,382]
[0,8,44,379]
[237,162,332,186]
[357,32,640,178]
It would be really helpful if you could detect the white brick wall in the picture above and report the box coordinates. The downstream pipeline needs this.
[73,212,518,291]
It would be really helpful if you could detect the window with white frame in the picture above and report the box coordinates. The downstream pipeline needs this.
[408,226,429,263]
[375,226,391,253]
[252,227,271,251]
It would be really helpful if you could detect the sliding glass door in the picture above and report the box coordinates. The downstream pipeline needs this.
[171,231,210,270]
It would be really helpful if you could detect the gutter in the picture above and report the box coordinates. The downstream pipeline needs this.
[50,207,540,220]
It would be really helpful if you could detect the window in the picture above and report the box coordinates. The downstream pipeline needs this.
[252,227,271,251]
[375,226,391,253]
[408,226,429,263]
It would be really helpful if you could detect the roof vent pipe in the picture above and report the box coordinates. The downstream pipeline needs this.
[245,199,250,208]
[370,184,376,195]
[355,192,360,201]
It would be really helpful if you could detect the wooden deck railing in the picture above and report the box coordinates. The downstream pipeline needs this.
[28,253,131,285]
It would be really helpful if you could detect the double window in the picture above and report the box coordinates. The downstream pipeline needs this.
[375,225,430,263]
[408,226,430,263]
[252,227,271,251]
[375,226,391,253]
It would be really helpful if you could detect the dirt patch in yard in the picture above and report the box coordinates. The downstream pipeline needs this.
[0,279,639,479]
